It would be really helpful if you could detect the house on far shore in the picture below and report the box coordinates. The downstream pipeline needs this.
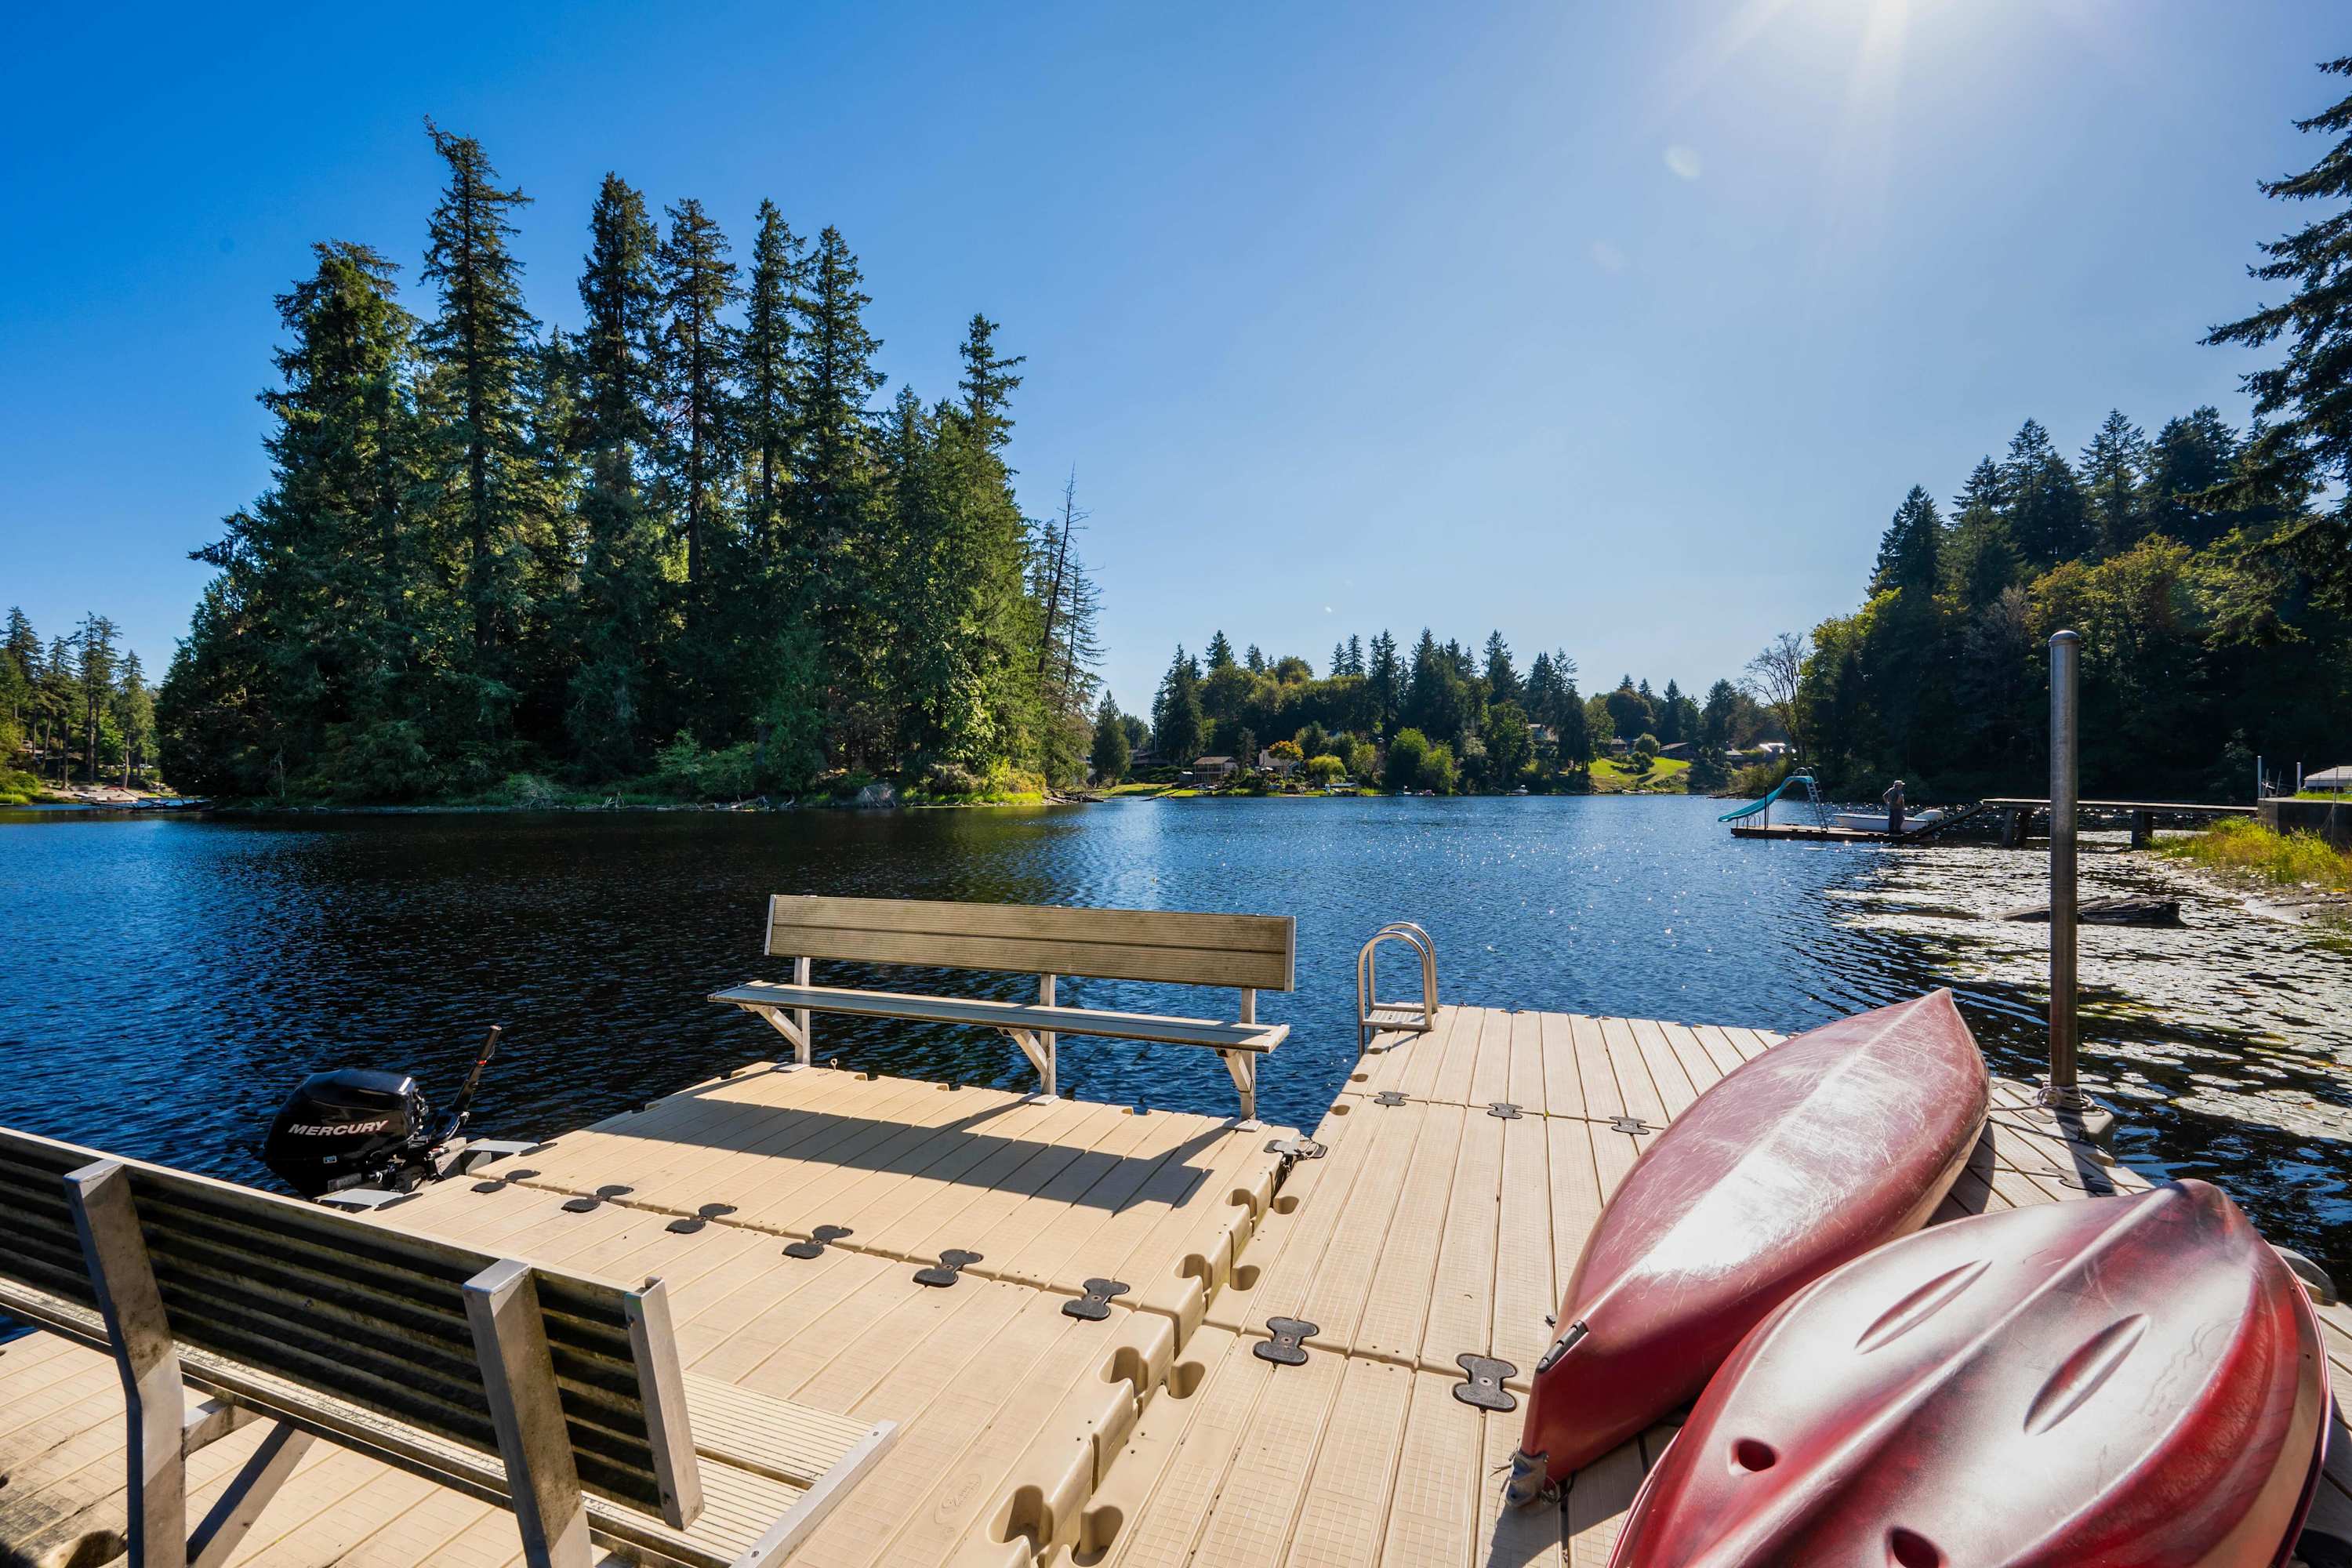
[2307,764,2352,793]
[1256,748,1298,777]
[1659,741,1693,760]
[1192,755,1239,786]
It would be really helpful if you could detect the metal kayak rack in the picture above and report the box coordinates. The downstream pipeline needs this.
[1357,921,1438,1053]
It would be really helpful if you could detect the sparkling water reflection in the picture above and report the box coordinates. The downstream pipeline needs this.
[2,797,2344,1276]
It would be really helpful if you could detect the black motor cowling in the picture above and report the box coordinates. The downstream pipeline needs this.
[261,1068,434,1198]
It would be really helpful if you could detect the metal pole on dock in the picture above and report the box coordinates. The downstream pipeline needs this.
[2045,630,2082,1109]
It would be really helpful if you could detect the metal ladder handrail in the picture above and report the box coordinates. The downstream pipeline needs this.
[1357,922,1438,1054]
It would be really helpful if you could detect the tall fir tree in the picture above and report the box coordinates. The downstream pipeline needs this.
[1871,485,1944,595]
[419,122,542,719]
[565,174,669,775]
[1998,418,2089,567]
[2079,409,2150,555]
[739,200,808,569]
[2206,55,2352,604]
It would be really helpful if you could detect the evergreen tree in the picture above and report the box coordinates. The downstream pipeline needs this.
[113,651,154,787]
[1365,630,1401,739]
[419,122,541,707]
[2146,407,2241,549]
[1871,486,1944,595]
[565,174,670,775]
[1244,644,1265,673]
[173,242,427,796]
[1152,648,1204,761]
[1998,418,2089,566]
[1330,641,1348,677]
[793,226,888,760]
[1552,669,1592,770]
[74,615,118,783]
[2206,55,2352,604]
[656,198,739,589]
[739,200,807,567]
[1090,692,1130,783]
[1481,630,1519,706]
[2080,409,2150,554]
[1945,456,2017,612]
[1205,630,1236,668]
[1345,633,1364,677]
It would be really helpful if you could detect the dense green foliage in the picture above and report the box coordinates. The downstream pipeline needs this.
[1782,61,2352,802]
[158,127,1096,802]
[2,608,156,797]
[1128,631,1765,794]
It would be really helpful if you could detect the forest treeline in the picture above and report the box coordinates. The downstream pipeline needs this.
[1778,59,2352,801]
[0,610,155,801]
[1094,630,1773,794]
[157,124,1099,803]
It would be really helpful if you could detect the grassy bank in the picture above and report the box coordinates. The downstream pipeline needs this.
[1588,756,1689,794]
[2159,818,2352,901]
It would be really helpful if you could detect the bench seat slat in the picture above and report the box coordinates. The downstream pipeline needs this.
[710,982,1290,1052]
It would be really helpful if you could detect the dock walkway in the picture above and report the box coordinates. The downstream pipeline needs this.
[2,1009,2347,1566]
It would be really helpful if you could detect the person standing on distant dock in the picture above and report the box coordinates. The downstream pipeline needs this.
[1884,779,1907,833]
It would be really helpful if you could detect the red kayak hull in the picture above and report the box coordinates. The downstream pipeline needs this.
[1610,1179,2328,1568]
[1519,990,1987,1483]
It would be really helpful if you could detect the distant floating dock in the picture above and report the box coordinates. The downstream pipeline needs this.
[1732,797,2255,848]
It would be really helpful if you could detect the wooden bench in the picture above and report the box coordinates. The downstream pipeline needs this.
[0,1124,894,1568]
[710,895,1295,1123]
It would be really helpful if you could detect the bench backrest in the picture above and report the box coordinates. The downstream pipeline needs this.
[0,1124,691,1520]
[764,895,1297,992]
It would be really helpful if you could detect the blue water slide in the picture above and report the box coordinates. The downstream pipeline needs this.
[1717,774,1819,823]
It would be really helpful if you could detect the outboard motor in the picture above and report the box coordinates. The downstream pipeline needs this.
[261,1025,517,1202]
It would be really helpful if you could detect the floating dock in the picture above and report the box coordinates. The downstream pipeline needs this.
[3,1007,2347,1566]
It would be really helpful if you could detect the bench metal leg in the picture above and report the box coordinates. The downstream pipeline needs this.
[466,1258,595,1568]
[65,1158,188,1568]
[189,1419,313,1568]
[1006,1027,1055,1099]
[1219,1051,1260,1129]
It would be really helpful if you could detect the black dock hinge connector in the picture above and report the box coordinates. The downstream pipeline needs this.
[470,1167,539,1194]
[560,1184,634,1214]
[1488,1102,1522,1120]
[1374,1091,1408,1107]
[914,1248,982,1287]
[783,1224,852,1260]
[1265,1138,1325,1161]
[1608,1116,1653,1136]
[1062,1278,1131,1320]
[666,1202,738,1235]
[1452,1353,1519,1411]
[1254,1317,1317,1366]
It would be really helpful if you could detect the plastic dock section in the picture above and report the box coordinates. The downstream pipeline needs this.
[3,1011,2348,1566]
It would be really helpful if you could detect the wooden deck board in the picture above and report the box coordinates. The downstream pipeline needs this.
[1,1003,2328,1568]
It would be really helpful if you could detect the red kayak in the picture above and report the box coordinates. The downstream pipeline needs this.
[1508,990,1987,1500]
[1610,1179,2328,1567]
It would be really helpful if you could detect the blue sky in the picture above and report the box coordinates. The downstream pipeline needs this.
[2,2,2340,714]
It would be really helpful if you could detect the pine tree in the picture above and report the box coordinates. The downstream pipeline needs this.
[656,198,740,589]
[1481,631,1519,706]
[1345,633,1364,677]
[2079,409,2150,554]
[566,174,669,775]
[1365,630,1401,739]
[1330,641,1348,677]
[1244,644,1265,673]
[1945,457,2017,612]
[114,650,154,787]
[793,226,887,758]
[1090,692,1130,784]
[1871,485,1944,595]
[1205,631,1236,668]
[419,122,541,699]
[74,615,118,783]
[2146,407,2241,549]
[1998,419,2089,567]
[2206,55,2352,602]
[1152,648,1205,761]
[739,200,807,567]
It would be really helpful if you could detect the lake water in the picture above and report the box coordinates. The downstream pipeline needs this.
[3,796,2347,1277]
